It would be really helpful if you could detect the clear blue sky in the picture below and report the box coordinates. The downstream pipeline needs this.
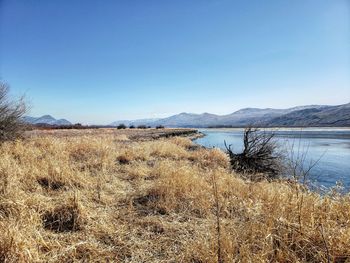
[1,0,349,124]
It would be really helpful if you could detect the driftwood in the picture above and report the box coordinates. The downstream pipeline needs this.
[225,127,282,180]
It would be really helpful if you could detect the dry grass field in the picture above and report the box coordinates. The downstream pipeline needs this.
[1,128,350,262]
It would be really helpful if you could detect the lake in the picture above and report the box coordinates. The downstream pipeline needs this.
[195,128,350,191]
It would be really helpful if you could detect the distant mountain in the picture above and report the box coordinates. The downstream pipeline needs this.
[110,103,350,128]
[216,105,329,127]
[267,103,350,127]
[23,115,72,126]
[152,112,221,127]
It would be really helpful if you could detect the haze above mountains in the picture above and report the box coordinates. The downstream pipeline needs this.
[25,103,350,127]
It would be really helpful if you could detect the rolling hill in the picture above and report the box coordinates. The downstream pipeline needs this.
[23,115,72,126]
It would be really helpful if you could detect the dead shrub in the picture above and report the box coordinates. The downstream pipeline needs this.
[0,82,27,143]
[225,127,282,180]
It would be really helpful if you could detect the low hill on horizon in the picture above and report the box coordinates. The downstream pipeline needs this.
[23,115,72,126]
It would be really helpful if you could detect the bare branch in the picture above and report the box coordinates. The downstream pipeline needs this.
[225,127,282,181]
[0,81,27,143]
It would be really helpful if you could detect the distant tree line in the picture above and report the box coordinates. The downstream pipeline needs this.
[31,123,165,130]
[117,124,164,129]
[27,123,114,130]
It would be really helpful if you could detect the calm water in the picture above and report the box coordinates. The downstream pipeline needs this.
[195,128,350,190]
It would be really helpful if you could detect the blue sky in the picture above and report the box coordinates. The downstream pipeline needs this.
[1,0,349,124]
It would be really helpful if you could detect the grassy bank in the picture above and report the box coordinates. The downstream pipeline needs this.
[0,129,349,262]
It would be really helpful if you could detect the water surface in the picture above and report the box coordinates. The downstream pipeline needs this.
[195,128,350,190]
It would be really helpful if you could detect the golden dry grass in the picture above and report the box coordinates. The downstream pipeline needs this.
[0,129,349,262]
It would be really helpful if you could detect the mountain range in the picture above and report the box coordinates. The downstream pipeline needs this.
[23,115,72,126]
[111,103,350,128]
[23,103,350,127]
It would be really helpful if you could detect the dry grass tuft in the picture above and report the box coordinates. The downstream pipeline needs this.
[0,129,349,262]
[37,177,66,191]
[0,227,23,262]
[42,196,84,232]
[138,162,212,216]
[190,147,230,169]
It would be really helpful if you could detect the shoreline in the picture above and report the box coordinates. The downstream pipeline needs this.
[197,127,350,131]
[25,127,202,140]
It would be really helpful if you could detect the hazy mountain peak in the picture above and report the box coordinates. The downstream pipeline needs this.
[234,108,267,113]
[201,112,216,116]
[40,114,55,119]
[23,115,71,125]
[178,112,196,116]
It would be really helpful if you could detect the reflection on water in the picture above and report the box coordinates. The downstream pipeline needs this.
[195,128,350,190]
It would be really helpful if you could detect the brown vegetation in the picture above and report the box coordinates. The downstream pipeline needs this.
[0,129,349,262]
[0,82,26,143]
[225,127,282,181]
